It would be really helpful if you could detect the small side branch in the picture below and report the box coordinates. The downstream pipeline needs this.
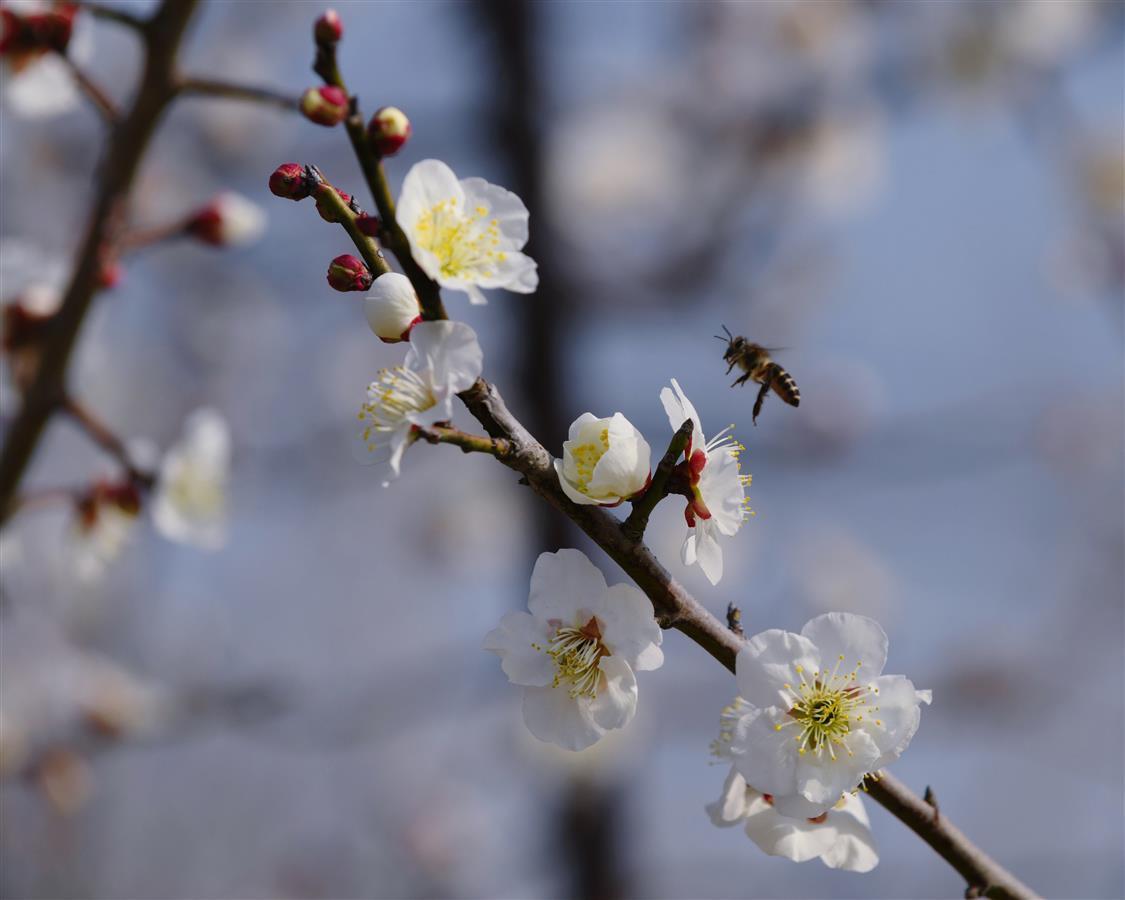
[176,77,299,112]
[62,57,119,123]
[79,1,147,32]
[416,425,510,458]
[622,418,692,541]
[310,177,391,277]
[62,396,154,488]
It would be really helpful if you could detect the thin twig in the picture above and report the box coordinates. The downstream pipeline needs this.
[61,56,119,123]
[312,38,446,321]
[62,397,155,488]
[622,418,692,540]
[176,76,298,111]
[79,1,147,32]
[416,425,510,457]
[310,178,390,277]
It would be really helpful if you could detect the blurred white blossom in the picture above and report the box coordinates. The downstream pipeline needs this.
[153,408,232,550]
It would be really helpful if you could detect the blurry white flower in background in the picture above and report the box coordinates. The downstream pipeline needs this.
[727,613,929,817]
[659,378,751,586]
[153,407,232,550]
[186,191,267,247]
[793,107,886,218]
[554,412,651,507]
[68,479,141,584]
[483,549,663,751]
[0,0,92,119]
[357,320,483,484]
[707,765,878,871]
[365,272,422,343]
[0,236,65,313]
[397,159,537,305]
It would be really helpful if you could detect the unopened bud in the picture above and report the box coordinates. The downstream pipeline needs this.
[97,260,122,290]
[315,185,352,223]
[269,162,312,201]
[364,272,422,343]
[355,213,380,237]
[186,192,267,247]
[366,106,411,157]
[313,9,342,45]
[327,254,372,293]
[300,85,349,127]
[0,5,75,57]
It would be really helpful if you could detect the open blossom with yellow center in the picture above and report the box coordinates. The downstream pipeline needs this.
[396,159,538,305]
[554,412,651,507]
[725,613,931,818]
[660,378,752,585]
[483,549,663,751]
[152,409,231,551]
[356,320,483,485]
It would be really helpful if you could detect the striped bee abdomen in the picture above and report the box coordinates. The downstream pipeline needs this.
[769,365,800,408]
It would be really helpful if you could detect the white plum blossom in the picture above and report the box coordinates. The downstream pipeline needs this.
[483,548,663,751]
[554,412,651,507]
[152,408,231,550]
[357,320,483,485]
[364,272,422,343]
[396,159,538,305]
[187,192,267,247]
[659,378,752,585]
[726,613,930,817]
[707,766,878,872]
[68,480,141,584]
[1,0,92,119]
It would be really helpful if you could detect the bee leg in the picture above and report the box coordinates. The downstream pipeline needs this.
[725,359,737,376]
[731,371,753,388]
[752,380,769,425]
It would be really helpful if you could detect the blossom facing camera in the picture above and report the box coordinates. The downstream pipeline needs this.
[554,412,651,506]
[706,766,878,872]
[725,613,931,818]
[659,378,751,585]
[186,193,267,247]
[396,159,538,305]
[327,254,373,293]
[299,85,349,127]
[152,408,231,550]
[313,8,342,44]
[357,320,483,484]
[365,272,422,343]
[367,106,411,157]
[483,548,663,751]
[269,163,312,201]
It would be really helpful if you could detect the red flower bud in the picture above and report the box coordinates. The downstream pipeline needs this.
[366,106,411,157]
[268,162,312,200]
[326,254,372,292]
[1,4,75,58]
[355,213,380,237]
[300,85,349,127]
[313,9,342,45]
[186,193,266,247]
[97,260,122,290]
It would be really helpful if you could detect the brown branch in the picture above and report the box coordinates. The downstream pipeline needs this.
[62,396,154,488]
[0,0,199,526]
[78,1,146,31]
[176,76,298,111]
[416,425,510,458]
[455,377,1037,900]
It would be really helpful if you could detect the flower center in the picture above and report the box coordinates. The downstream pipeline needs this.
[167,465,224,520]
[570,428,610,494]
[776,657,881,762]
[358,367,436,450]
[413,198,507,280]
[541,616,608,699]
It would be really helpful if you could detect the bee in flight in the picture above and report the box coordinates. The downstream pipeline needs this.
[715,326,800,425]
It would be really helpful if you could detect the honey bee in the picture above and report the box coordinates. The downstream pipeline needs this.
[716,326,800,425]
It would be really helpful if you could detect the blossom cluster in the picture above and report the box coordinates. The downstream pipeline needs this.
[268,8,932,876]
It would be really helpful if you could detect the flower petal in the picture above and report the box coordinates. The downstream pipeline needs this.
[527,548,608,623]
[706,768,753,827]
[659,378,704,452]
[794,728,879,809]
[728,705,798,799]
[586,654,637,732]
[736,629,820,709]
[820,794,879,872]
[521,684,602,751]
[693,520,725,585]
[594,582,663,672]
[482,611,553,687]
[742,798,839,863]
[863,674,925,769]
[405,320,483,395]
[460,176,531,246]
[801,613,889,677]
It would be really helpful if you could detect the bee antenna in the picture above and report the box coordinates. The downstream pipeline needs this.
[715,324,733,342]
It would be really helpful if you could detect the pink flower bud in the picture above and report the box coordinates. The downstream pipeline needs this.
[366,106,411,157]
[1,4,75,57]
[97,260,122,290]
[355,213,380,237]
[268,163,312,201]
[327,254,372,293]
[364,273,422,343]
[300,85,349,127]
[186,193,266,247]
[313,9,342,45]
[314,186,352,223]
